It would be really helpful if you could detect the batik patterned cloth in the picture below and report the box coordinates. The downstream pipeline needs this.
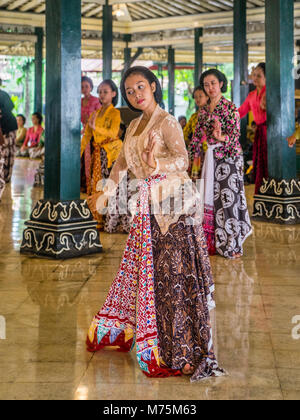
[214,155,253,258]
[2,130,16,183]
[151,214,226,382]
[87,175,182,378]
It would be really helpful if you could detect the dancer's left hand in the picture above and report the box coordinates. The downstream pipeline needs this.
[213,120,226,142]
[142,130,157,169]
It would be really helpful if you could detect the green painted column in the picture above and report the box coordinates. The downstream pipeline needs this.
[122,35,131,106]
[265,0,296,180]
[168,46,175,116]
[34,27,43,114]
[123,34,132,75]
[44,0,81,201]
[21,0,102,258]
[194,28,203,88]
[233,0,248,148]
[103,0,113,81]
[253,0,300,225]
[233,0,248,107]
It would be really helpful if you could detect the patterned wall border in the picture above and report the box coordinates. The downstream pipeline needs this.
[31,200,91,222]
[259,178,300,196]
[21,228,102,256]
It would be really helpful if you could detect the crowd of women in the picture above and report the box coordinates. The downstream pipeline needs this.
[83,63,296,383]
[0,65,298,383]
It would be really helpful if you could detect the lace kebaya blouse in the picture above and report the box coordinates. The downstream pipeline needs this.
[99,105,199,233]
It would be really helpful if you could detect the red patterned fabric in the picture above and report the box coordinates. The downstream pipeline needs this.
[86,174,182,378]
[202,205,216,255]
[253,123,268,194]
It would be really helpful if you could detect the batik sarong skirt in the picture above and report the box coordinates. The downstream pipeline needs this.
[213,154,252,258]
[151,214,225,382]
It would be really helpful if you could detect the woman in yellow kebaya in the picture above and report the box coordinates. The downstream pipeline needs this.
[81,80,130,232]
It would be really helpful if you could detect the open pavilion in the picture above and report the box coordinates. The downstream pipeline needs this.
[0,0,300,401]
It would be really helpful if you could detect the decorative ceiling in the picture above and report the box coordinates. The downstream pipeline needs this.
[0,0,299,63]
[0,0,266,20]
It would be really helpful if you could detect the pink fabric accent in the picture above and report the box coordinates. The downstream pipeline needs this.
[202,205,216,256]
[86,174,182,378]
[238,86,266,125]
[81,95,101,127]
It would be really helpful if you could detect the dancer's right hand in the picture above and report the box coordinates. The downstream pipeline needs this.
[87,191,108,214]
[286,135,297,148]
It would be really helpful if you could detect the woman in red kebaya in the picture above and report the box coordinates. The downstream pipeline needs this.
[239,63,267,194]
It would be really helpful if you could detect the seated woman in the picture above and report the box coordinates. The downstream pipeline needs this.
[16,114,27,149]
[18,112,44,158]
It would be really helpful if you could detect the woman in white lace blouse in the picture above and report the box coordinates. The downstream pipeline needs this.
[86,66,224,382]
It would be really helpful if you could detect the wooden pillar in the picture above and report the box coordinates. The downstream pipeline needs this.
[253,0,300,225]
[233,0,249,148]
[102,0,113,80]
[21,0,102,258]
[194,28,203,87]
[34,27,43,114]
[168,46,175,116]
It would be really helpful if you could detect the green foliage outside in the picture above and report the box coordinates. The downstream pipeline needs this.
[1,56,234,124]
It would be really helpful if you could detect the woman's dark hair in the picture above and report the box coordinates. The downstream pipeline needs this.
[256,62,266,76]
[119,122,127,141]
[199,69,228,94]
[81,76,94,91]
[17,114,26,124]
[32,112,43,125]
[120,66,163,112]
[192,85,207,99]
[98,79,119,107]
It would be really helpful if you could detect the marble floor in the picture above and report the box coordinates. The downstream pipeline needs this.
[0,158,299,400]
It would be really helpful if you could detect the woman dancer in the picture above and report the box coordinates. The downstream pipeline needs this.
[184,86,208,146]
[81,76,101,193]
[86,66,225,382]
[184,86,209,180]
[193,69,252,259]
[81,79,130,233]
[239,63,267,194]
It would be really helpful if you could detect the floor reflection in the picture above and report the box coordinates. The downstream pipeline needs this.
[0,159,299,400]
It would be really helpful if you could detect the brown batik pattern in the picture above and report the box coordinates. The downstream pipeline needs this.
[2,131,16,183]
[151,214,225,382]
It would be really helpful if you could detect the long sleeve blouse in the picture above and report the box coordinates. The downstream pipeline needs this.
[193,96,242,160]
[183,112,198,144]
[238,85,266,125]
[23,126,44,148]
[81,104,122,168]
[101,105,194,233]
